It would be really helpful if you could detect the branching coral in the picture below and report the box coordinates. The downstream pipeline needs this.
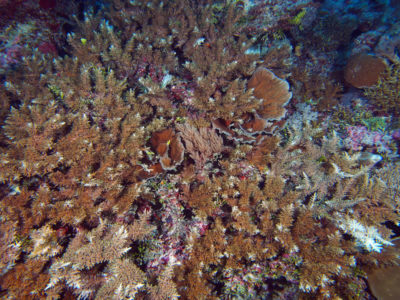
[1,1,400,299]
[1,61,153,229]
[173,105,399,298]
[46,215,157,299]
[364,61,400,116]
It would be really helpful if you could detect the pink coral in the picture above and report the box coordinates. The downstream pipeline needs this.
[345,125,392,153]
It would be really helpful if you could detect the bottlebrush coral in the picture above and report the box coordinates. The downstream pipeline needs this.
[175,115,399,298]
[0,218,20,276]
[0,0,400,299]
[45,214,167,299]
[336,215,393,252]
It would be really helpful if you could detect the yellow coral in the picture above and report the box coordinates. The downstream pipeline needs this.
[364,62,400,116]
[289,8,307,29]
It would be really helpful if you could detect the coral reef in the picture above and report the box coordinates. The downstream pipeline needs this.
[344,53,387,88]
[365,238,400,300]
[364,61,400,116]
[150,128,185,171]
[248,66,292,121]
[0,0,400,299]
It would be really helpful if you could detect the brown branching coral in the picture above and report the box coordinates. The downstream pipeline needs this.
[29,225,62,259]
[69,0,260,122]
[178,3,259,120]
[376,162,400,211]
[0,217,20,276]
[1,258,50,299]
[175,113,399,298]
[0,55,157,230]
[46,213,158,299]
[1,1,400,299]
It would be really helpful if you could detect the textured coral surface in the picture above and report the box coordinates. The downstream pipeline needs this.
[1,0,400,299]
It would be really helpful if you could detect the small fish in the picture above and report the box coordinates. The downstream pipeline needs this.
[359,152,382,164]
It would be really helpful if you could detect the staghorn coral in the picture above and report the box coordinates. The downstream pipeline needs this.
[173,104,400,298]
[46,213,158,299]
[1,1,400,299]
[1,61,152,229]
[29,224,62,259]
[68,0,261,122]
[0,16,177,296]
[0,258,50,299]
[0,217,21,276]
[177,2,260,120]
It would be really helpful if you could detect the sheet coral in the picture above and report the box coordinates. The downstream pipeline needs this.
[0,0,400,299]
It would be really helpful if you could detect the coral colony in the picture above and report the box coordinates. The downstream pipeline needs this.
[2,0,400,299]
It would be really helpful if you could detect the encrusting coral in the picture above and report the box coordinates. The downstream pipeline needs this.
[248,66,292,121]
[0,0,400,299]
[344,53,387,88]
[150,128,185,171]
